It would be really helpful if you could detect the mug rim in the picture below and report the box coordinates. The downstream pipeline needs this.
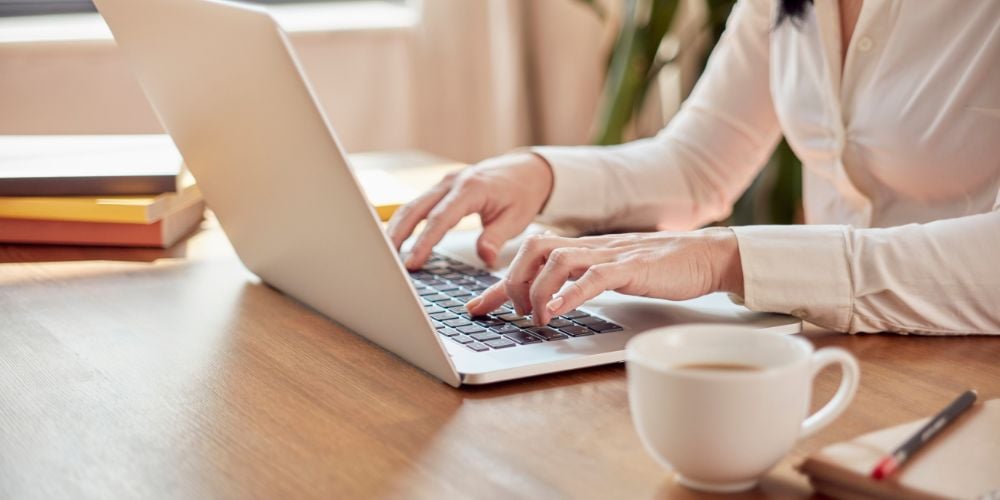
[625,324,814,379]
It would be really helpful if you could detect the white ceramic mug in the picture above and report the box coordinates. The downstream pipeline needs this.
[626,324,859,493]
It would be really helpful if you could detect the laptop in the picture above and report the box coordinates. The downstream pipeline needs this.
[94,0,801,387]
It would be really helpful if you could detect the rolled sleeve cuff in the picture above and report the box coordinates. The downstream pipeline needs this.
[529,146,611,227]
[731,225,854,332]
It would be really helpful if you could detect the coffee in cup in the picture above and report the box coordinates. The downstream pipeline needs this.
[626,324,859,493]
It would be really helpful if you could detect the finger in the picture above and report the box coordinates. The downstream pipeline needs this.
[545,263,628,318]
[476,210,524,268]
[406,190,477,270]
[529,248,614,325]
[387,182,451,250]
[465,282,508,316]
[503,233,571,316]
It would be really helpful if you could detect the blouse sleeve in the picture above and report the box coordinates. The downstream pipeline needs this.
[732,191,1000,334]
[533,0,781,233]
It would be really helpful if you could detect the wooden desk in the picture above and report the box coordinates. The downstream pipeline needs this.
[2,220,999,499]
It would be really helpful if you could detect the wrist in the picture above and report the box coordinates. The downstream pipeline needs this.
[702,227,745,296]
[524,152,554,215]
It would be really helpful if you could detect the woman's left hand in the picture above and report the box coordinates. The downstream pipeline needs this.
[465,227,745,325]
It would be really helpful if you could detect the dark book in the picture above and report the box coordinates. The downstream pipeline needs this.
[0,135,184,196]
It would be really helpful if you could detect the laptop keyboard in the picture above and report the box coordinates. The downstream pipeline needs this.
[410,253,624,353]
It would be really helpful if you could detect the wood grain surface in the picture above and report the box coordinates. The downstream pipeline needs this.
[2,219,998,499]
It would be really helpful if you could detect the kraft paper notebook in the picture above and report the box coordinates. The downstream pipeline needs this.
[800,399,1000,499]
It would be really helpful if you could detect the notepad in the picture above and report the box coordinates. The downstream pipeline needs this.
[0,135,184,196]
[800,399,1000,499]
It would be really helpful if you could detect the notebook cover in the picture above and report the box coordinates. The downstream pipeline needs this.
[0,200,205,248]
[0,135,183,196]
[349,150,465,221]
[0,182,201,224]
[800,399,1000,500]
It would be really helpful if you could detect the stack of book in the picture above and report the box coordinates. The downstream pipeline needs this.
[0,135,205,248]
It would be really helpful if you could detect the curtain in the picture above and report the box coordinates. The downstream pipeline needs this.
[409,0,707,163]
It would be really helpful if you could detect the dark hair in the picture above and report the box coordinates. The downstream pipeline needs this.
[776,0,813,26]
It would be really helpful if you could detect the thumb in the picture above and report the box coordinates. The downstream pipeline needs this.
[477,211,524,268]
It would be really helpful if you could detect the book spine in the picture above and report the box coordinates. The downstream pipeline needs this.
[0,176,177,197]
[0,218,167,247]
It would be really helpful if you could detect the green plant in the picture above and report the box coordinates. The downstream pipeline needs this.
[579,0,803,224]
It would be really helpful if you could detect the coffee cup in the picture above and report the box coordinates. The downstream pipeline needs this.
[626,324,859,493]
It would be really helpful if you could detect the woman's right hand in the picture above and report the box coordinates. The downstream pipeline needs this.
[388,152,554,271]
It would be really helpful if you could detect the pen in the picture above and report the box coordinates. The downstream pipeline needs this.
[871,389,978,480]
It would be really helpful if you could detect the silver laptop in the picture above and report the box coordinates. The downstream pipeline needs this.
[94,0,800,386]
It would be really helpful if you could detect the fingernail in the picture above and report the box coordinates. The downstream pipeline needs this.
[546,296,564,313]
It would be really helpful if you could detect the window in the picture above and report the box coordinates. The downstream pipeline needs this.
[0,0,387,17]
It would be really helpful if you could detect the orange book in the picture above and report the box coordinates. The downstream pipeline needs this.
[0,200,205,248]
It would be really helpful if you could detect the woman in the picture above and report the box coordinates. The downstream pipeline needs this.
[388,0,1000,335]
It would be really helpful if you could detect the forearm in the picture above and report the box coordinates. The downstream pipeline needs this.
[532,0,780,234]
[732,209,1000,335]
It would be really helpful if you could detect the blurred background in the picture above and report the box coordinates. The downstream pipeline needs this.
[0,0,801,225]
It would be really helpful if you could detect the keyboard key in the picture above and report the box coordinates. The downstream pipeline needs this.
[438,327,462,337]
[573,316,604,326]
[437,300,463,308]
[475,318,505,328]
[425,294,451,303]
[547,318,574,328]
[435,323,448,330]
[562,310,589,319]
[484,338,516,349]
[443,318,472,327]
[417,289,439,297]
[476,275,501,285]
[427,268,450,275]
[466,342,490,352]
[451,335,473,344]
[497,312,525,322]
[490,324,522,335]
[430,312,457,321]
[589,321,623,333]
[504,330,542,344]
[457,325,487,335]
[447,290,474,299]
[559,325,594,337]
[526,326,567,341]
[422,304,438,312]
[512,319,535,328]
[448,306,470,314]
[436,284,460,292]
[469,331,501,342]
[442,273,465,281]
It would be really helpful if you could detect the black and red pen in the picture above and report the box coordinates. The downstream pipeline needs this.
[871,389,978,480]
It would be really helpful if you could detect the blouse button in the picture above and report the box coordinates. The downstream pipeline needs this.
[856,36,873,52]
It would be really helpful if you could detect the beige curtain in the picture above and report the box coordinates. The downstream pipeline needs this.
[0,0,706,162]
[408,0,708,163]
[409,0,614,163]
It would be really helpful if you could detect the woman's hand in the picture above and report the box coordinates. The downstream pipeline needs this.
[388,153,554,270]
[466,228,745,325]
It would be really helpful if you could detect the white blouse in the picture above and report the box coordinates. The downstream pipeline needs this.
[533,0,1000,334]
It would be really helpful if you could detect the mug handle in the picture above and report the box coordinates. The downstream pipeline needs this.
[800,347,860,438]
